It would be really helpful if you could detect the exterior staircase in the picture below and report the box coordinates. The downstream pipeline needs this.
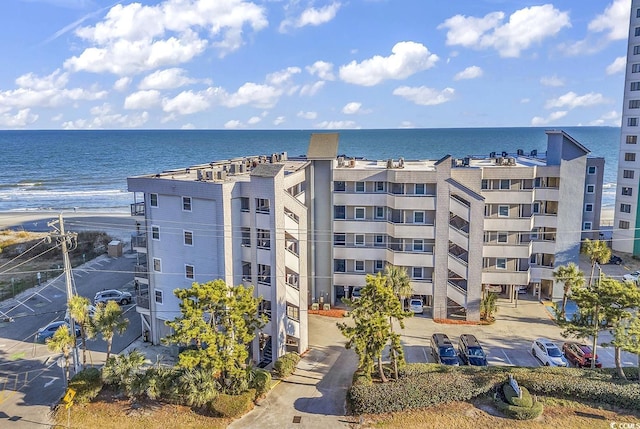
[258,337,272,368]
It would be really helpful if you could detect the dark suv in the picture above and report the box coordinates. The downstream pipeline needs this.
[430,333,459,366]
[458,334,488,366]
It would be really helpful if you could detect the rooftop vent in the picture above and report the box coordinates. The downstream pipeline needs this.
[386,159,394,169]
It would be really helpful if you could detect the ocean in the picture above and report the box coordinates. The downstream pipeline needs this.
[0,127,620,212]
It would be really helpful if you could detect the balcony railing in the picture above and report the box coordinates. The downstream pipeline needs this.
[136,292,149,310]
[134,264,148,280]
[130,202,145,216]
[131,233,147,249]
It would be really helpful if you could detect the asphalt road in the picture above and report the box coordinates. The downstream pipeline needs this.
[0,253,140,429]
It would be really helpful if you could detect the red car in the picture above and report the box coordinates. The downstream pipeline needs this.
[562,342,602,368]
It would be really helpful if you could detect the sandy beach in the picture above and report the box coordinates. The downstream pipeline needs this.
[0,210,137,243]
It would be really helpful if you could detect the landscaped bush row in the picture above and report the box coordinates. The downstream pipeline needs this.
[68,368,102,404]
[250,368,272,397]
[349,364,640,415]
[274,352,300,378]
[209,389,256,418]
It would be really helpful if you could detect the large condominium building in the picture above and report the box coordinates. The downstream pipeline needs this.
[128,130,602,365]
[614,0,640,255]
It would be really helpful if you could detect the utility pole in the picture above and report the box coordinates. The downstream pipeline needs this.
[48,214,79,376]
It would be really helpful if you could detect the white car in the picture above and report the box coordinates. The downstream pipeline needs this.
[622,271,640,283]
[531,338,568,367]
[94,289,132,306]
[409,299,424,314]
[64,304,96,322]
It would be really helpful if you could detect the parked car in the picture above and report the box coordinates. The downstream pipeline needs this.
[531,338,568,367]
[409,298,424,314]
[64,304,96,322]
[607,255,623,265]
[562,342,602,368]
[623,271,640,283]
[458,334,488,366]
[485,285,502,293]
[351,288,362,301]
[516,285,528,294]
[431,333,460,366]
[94,289,132,306]
[36,321,81,343]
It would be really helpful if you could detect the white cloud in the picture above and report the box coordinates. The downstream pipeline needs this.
[339,41,439,86]
[113,76,132,91]
[306,61,335,80]
[139,68,196,89]
[124,90,162,110]
[247,116,262,125]
[62,111,149,129]
[15,69,68,90]
[587,110,620,126]
[314,120,359,129]
[222,83,282,109]
[65,0,268,75]
[280,2,341,32]
[393,86,455,106]
[531,110,567,125]
[297,111,317,120]
[162,90,210,115]
[540,75,564,87]
[399,121,414,128]
[454,66,483,80]
[273,116,286,126]
[181,123,196,129]
[224,119,243,129]
[606,56,627,75]
[438,5,571,57]
[544,92,610,109]
[266,67,301,86]
[588,0,631,41]
[520,98,530,104]
[342,102,362,114]
[299,81,325,96]
[0,108,39,128]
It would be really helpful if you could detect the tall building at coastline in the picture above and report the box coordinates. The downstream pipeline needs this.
[614,0,640,255]
[128,131,602,366]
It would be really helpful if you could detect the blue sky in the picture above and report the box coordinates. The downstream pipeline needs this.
[0,0,633,129]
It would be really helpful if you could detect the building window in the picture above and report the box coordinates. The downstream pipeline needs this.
[624,169,635,179]
[496,258,507,269]
[375,206,385,219]
[583,222,592,231]
[240,197,250,212]
[631,82,640,91]
[355,182,365,192]
[634,64,640,73]
[334,233,346,246]
[355,260,365,272]
[585,203,593,212]
[412,267,423,279]
[334,205,346,219]
[587,166,596,175]
[258,264,271,285]
[625,152,636,161]
[620,220,630,229]
[531,228,539,240]
[334,259,346,272]
[532,202,540,214]
[242,262,251,282]
[498,205,509,217]
[355,207,366,220]
[374,235,385,247]
[635,46,640,55]
[586,184,595,193]
[151,226,160,240]
[637,8,640,18]
[413,239,424,251]
[636,27,640,37]
[376,181,385,192]
[629,118,639,127]
[631,100,640,109]
[184,230,193,246]
[150,193,158,207]
[334,181,346,192]
[481,179,488,190]
[497,232,508,243]
[623,187,633,196]
[415,183,425,195]
[621,203,632,213]
[414,211,425,223]
[355,234,365,246]
[499,179,510,190]
[286,303,299,321]
[153,258,161,272]
[182,196,192,211]
[627,135,638,144]
[256,198,270,213]
[375,260,384,272]
[185,264,194,279]
[257,229,270,249]
[241,227,251,246]
[155,290,163,304]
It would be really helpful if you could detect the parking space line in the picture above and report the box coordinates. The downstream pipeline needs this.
[422,347,428,362]
[502,349,512,365]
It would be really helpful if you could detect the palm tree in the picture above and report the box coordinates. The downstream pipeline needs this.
[93,301,128,362]
[384,264,412,310]
[552,263,585,320]
[46,325,75,384]
[581,239,611,287]
[178,367,219,407]
[68,295,95,368]
[102,350,146,393]
[481,292,498,321]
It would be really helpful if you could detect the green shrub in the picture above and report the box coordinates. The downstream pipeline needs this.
[274,352,300,378]
[503,383,533,408]
[209,389,256,418]
[68,367,102,404]
[494,395,544,420]
[250,369,272,398]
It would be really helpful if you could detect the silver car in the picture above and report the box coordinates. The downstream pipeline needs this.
[94,289,132,306]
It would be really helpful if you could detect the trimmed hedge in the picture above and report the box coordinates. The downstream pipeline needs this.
[209,389,256,418]
[503,383,533,408]
[274,352,300,378]
[251,369,272,398]
[68,367,102,404]
[495,395,543,420]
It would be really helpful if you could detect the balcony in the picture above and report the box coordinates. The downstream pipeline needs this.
[136,292,149,310]
[134,264,148,281]
[131,233,147,252]
[130,202,145,216]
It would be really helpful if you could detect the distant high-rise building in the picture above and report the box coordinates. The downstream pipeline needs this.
[613,1,640,254]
